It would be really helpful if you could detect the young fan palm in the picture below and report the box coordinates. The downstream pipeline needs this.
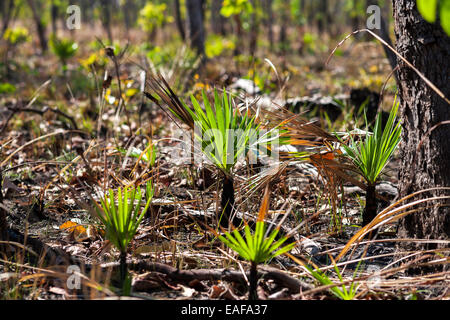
[93,181,154,292]
[338,98,401,226]
[49,35,78,70]
[145,74,277,228]
[212,186,296,300]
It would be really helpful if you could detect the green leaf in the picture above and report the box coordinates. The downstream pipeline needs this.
[417,0,438,22]
[92,183,154,255]
[440,0,450,35]
[338,98,401,184]
[0,83,16,94]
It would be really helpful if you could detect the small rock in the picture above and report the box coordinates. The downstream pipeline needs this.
[299,236,321,256]
[230,78,260,95]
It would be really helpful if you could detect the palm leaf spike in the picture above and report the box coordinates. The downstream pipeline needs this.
[145,73,195,129]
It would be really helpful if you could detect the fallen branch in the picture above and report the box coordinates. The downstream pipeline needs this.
[87,259,314,293]
[2,105,78,132]
[3,228,313,294]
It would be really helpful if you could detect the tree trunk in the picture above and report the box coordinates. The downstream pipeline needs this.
[50,0,59,35]
[122,0,135,37]
[317,0,327,34]
[211,0,226,35]
[100,0,113,43]
[278,1,290,55]
[1,0,15,38]
[232,15,243,56]
[249,0,258,56]
[393,1,450,260]
[119,251,128,293]
[81,0,92,24]
[306,0,315,31]
[186,0,205,57]
[27,0,48,53]
[174,0,185,40]
[363,183,377,227]
[265,0,274,52]
[0,170,7,243]
[220,173,235,228]
[249,262,258,300]
[367,0,398,81]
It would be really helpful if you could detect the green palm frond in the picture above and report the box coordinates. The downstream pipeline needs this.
[215,186,295,264]
[93,181,154,253]
[218,221,295,264]
[49,36,78,65]
[338,97,401,184]
[146,74,278,174]
[188,89,262,173]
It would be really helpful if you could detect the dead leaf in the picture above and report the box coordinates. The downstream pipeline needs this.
[209,284,226,299]
[59,221,87,241]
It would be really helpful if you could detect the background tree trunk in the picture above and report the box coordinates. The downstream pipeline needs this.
[0,170,6,243]
[186,0,205,57]
[1,0,15,38]
[211,0,226,35]
[27,0,48,53]
[279,1,289,55]
[363,183,377,227]
[174,0,185,40]
[248,0,259,56]
[220,174,235,228]
[50,0,59,36]
[122,0,135,37]
[317,0,328,34]
[264,0,274,52]
[367,0,397,80]
[100,0,113,43]
[393,0,450,261]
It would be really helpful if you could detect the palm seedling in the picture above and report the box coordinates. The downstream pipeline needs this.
[288,253,361,300]
[338,98,401,227]
[145,74,277,228]
[212,186,296,300]
[49,35,78,71]
[92,181,154,293]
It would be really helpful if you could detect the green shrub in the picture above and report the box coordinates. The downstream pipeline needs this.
[50,36,78,68]
[3,27,30,46]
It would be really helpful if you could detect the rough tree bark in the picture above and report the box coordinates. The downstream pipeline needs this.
[186,0,205,57]
[393,1,450,260]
